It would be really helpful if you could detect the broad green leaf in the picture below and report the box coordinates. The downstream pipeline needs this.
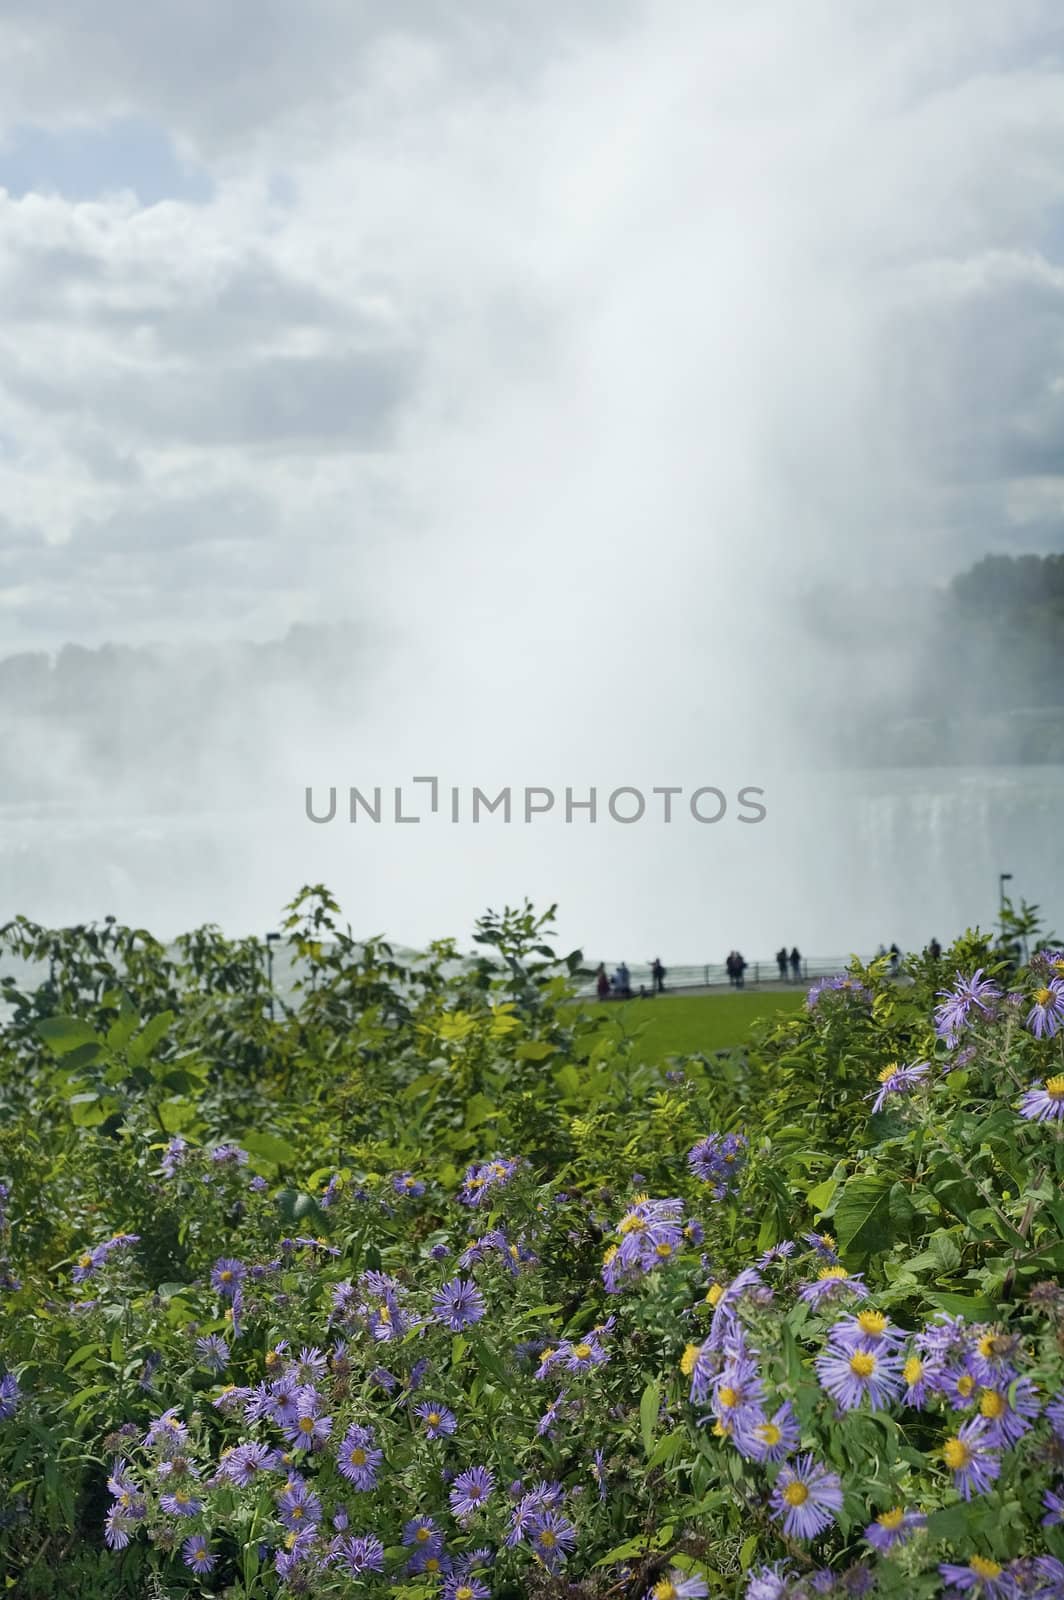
[38,1017,100,1056]
[242,1131,298,1167]
[834,1175,893,1262]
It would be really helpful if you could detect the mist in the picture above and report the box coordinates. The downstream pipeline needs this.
[3,2,1064,961]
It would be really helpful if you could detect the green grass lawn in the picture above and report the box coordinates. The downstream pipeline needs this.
[576,990,805,1060]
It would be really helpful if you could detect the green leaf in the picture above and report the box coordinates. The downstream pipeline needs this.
[805,1176,839,1216]
[516,1040,556,1061]
[834,1175,893,1262]
[739,1534,759,1571]
[38,1017,100,1056]
[276,1189,326,1228]
[126,1011,175,1065]
[110,1329,124,1365]
[639,1379,661,1458]
[242,1131,298,1167]
[646,1430,686,1470]
[157,1096,195,1133]
[462,1093,497,1130]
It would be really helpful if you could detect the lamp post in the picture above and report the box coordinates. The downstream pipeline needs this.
[266,931,281,1021]
[999,872,1013,917]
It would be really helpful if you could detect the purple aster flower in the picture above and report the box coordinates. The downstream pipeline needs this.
[333,1533,385,1577]
[816,1341,904,1412]
[160,1137,188,1177]
[591,1448,607,1500]
[0,1373,20,1421]
[430,1242,451,1260]
[278,1483,322,1532]
[449,1465,494,1520]
[144,1408,189,1457]
[536,1389,570,1438]
[415,1401,458,1439]
[708,1351,766,1434]
[403,1516,444,1554]
[337,1423,382,1489]
[393,1171,426,1197]
[942,1418,1000,1499]
[770,1454,844,1539]
[977,1377,1039,1447]
[433,1277,486,1332]
[756,1240,796,1267]
[560,1336,608,1374]
[938,1557,1012,1597]
[733,1401,800,1463]
[443,1579,490,1600]
[1047,1393,1064,1439]
[646,1571,708,1600]
[210,1142,248,1165]
[1020,1074,1064,1123]
[220,1441,272,1486]
[829,1308,906,1354]
[1027,979,1064,1039]
[159,1484,203,1517]
[806,974,872,1011]
[864,1507,926,1551]
[104,1509,135,1550]
[210,1257,246,1297]
[868,1059,929,1115]
[182,1534,215,1574]
[288,1346,327,1385]
[934,969,1002,1045]
[745,1566,796,1600]
[687,1132,748,1197]
[459,1154,520,1206]
[195,1334,229,1373]
[283,1391,332,1452]
[799,1268,869,1309]
[528,1508,577,1572]
[248,1173,268,1192]
[1043,1488,1064,1527]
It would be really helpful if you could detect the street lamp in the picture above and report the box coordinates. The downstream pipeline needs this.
[999,873,1013,917]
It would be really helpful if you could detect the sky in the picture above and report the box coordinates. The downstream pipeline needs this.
[2,1,1064,956]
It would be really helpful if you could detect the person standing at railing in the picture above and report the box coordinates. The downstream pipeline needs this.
[789,946,802,981]
[651,956,666,994]
[776,946,788,980]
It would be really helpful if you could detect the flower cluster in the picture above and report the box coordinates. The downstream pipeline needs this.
[601,1196,691,1293]
[71,1232,140,1284]
[686,1132,747,1198]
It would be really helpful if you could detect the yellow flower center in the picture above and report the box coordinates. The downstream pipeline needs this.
[818,1233,836,1250]
[857,1311,888,1337]
[904,1355,923,1385]
[818,1266,848,1281]
[426,1413,441,1427]
[850,1351,876,1378]
[298,1417,315,1433]
[1048,1074,1064,1100]
[943,1437,971,1470]
[619,1213,646,1235]
[175,1491,190,1506]
[290,1506,304,1520]
[680,1343,700,1376]
[653,1584,679,1600]
[350,1448,366,1466]
[78,1254,93,1269]
[416,1527,431,1543]
[878,1062,900,1084]
[539,1530,557,1549]
[379,1303,391,1323]
[265,1351,280,1367]
[970,1557,1002,1579]
[285,1532,298,1550]
[425,1558,441,1573]
[572,1343,593,1360]
[455,1589,475,1600]
[219,1269,233,1282]
[783,1482,809,1507]
[540,1348,556,1365]
[1035,987,1054,1007]
[602,1246,619,1267]
[509,1244,519,1259]
[655,1242,674,1258]
[757,1422,782,1446]
[718,1385,740,1409]
[956,1374,974,1398]
[706,1283,724,1306]
[878,1507,904,1530]
[980,1389,1005,1419]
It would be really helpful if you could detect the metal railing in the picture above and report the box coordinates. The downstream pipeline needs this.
[577,955,870,998]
